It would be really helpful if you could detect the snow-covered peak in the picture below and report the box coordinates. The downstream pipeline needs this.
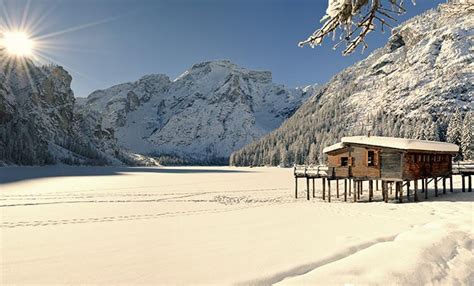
[80,60,310,163]
[175,60,273,86]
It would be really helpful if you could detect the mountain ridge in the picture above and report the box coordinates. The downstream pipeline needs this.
[79,59,312,164]
[230,3,473,167]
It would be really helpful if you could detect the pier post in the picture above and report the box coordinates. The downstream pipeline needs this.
[295,177,298,199]
[442,177,446,194]
[353,181,357,202]
[469,175,472,192]
[369,180,373,202]
[357,181,360,200]
[306,177,310,200]
[349,179,352,196]
[435,177,438,197]
[328,180,331,203]
[449,175,453,192]
[313,178,315,198]
[344,179,347,202]
[414,180,419,202]
[322,178,326,200]
[336,179,339,198]
[398,182,403,203]
[395,183,399,199]
[425,178,428,199]
[406,181,410,200]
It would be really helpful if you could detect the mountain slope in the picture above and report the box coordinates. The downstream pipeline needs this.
[231,3,473,166]
[80,60,310,164]
[0,53,155,166]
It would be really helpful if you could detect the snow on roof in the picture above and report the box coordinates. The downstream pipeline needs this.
[322,142,345,154]
[323,136,459,153]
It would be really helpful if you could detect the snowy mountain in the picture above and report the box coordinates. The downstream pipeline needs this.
[0,53,156,166]
[80,60,310,164]
[231,2,473,166]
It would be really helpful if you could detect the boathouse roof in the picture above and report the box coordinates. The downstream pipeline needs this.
[323,136,459,154]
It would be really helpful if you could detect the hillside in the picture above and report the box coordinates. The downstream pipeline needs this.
[230,3,473,167]
[0,53,155,166]
[80,60,310,164]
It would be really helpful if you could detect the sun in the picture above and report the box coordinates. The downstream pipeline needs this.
[1,31,35,57]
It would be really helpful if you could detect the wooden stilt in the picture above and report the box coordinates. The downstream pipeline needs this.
[442,177,446,195]
[384,181,389,203]
[398,182,403,203]
[344,179,347,202]
[381,181,385,202]
[376,180,379,191]
[434,177,438,197]
[462,175,465,192]
[425,178,428,199]
[295,177,298,199]
[360,181,363,196]
[395,183,399,199]
[421,179,425,193]
[449,175,453,192]
[349,179,352,196]
[312,178,315,198]
[469,175,472,192]
[322,178,326,200]
[407,181,410,199]
[353,181,357,202]
[369,180,373,202]
[414,180,419,202]
[306,177,310,200]
[357,181,360,200]
[328,180,331,203]
[336,179,340,198]
[390,183,393,195]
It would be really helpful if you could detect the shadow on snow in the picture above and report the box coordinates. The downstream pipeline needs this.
[0,166,250,184]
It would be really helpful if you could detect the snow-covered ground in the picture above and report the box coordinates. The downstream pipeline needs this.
[1,166,472,285]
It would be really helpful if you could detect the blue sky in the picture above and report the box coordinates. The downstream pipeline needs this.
[1,0,445,97]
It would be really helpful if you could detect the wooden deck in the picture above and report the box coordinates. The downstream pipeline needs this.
[294,162,473,202]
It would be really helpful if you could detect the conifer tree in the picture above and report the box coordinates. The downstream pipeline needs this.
[461,111,473,161]
[447,109,463,145]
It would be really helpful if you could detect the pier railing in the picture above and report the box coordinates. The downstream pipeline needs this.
[452,161,474,175]
[293,164,329,178]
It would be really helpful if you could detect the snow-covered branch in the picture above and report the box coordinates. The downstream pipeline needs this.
[299,0,414,55]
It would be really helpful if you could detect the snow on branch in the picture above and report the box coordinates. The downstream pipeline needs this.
[299,0,415,55]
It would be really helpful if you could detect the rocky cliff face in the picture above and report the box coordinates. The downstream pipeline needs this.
[80,60,310,164]
[0,53,154,166]
[231,3,473,166]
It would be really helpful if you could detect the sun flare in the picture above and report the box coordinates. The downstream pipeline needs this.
[1,31,35,57]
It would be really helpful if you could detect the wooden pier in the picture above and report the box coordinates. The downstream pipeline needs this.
[294,163,472,203]
[294,136,473,203]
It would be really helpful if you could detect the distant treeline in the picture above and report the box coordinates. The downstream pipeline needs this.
[230,104,473,167]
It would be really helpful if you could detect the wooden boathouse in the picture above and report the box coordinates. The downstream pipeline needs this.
[294,136,472,202]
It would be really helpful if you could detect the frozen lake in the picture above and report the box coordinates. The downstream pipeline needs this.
[1,166,473,285]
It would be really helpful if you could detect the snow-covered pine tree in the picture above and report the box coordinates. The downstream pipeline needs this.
[307,143,318,165]
[460,111,473,161]
[447,109,463,145]
[447,109,464,161]
[279,147,289,167]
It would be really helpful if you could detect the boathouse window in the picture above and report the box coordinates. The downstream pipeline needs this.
[367,151,376,166]
[341,157,349,167]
